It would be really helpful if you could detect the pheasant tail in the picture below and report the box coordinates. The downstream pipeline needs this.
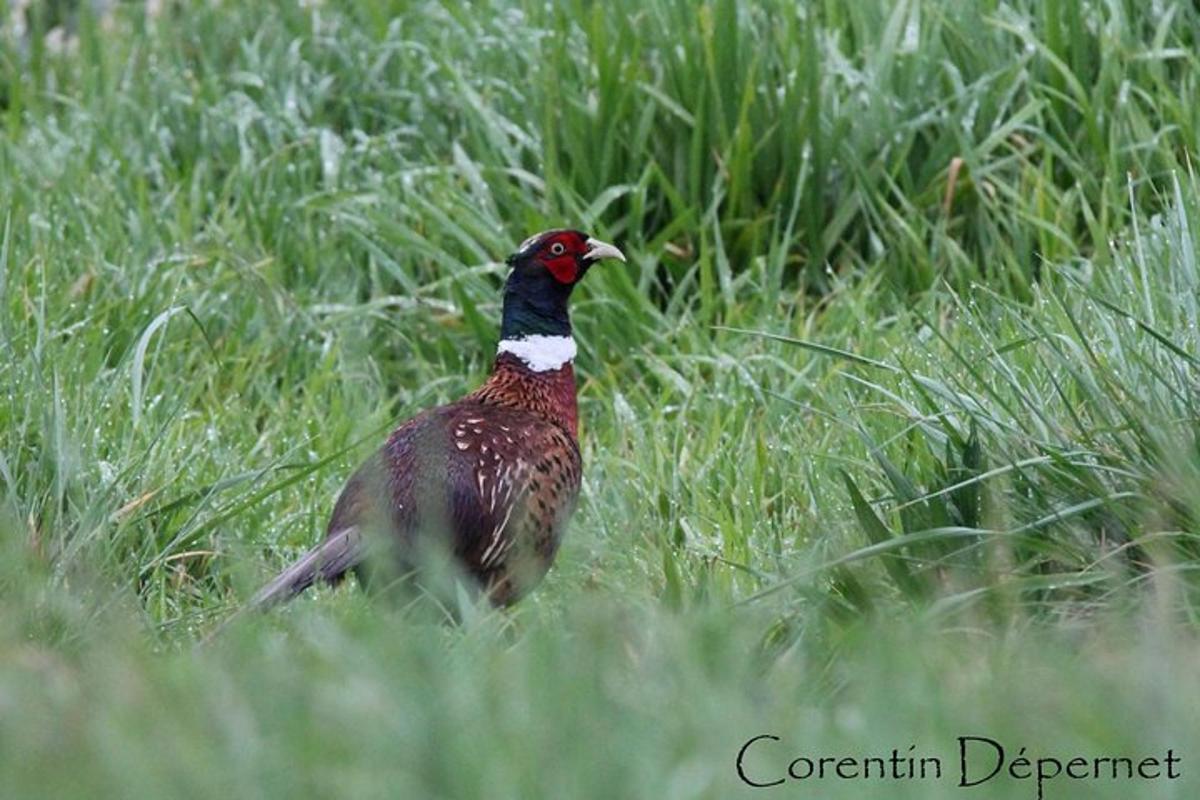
[248,526,365,610]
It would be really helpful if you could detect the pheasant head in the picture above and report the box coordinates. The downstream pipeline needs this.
[500,229,626,345]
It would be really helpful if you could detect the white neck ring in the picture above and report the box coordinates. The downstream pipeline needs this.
[497,335,576,372]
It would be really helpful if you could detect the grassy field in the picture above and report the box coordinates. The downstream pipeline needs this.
[3,0,1200,797]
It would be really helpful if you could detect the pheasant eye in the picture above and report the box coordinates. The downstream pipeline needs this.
[549,242,566,256]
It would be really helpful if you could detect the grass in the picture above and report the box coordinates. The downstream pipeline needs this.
[2,0,1200,797]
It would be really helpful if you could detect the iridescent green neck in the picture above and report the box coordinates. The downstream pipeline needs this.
[499,268,573,339]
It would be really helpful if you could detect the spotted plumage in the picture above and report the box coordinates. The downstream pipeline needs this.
[249,229,624,610]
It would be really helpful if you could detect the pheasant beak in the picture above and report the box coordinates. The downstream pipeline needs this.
[583,237,626,263]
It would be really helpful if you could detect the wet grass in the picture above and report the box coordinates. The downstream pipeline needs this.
[2,0,1200,797]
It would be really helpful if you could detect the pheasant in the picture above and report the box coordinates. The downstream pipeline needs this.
[249,229,625,610]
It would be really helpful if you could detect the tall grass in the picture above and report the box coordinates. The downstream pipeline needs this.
[2,0,1197,655]
[2,1,1200,797]
[5,0,1198,300]
[769,181,1200,627]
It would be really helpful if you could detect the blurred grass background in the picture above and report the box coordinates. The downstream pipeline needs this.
[2,0,1200,797]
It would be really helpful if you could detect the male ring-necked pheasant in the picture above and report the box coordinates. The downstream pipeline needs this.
[250,229,625,609]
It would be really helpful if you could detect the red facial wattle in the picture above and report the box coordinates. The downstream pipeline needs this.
[538,232,588,284]
[543,254,579,284]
